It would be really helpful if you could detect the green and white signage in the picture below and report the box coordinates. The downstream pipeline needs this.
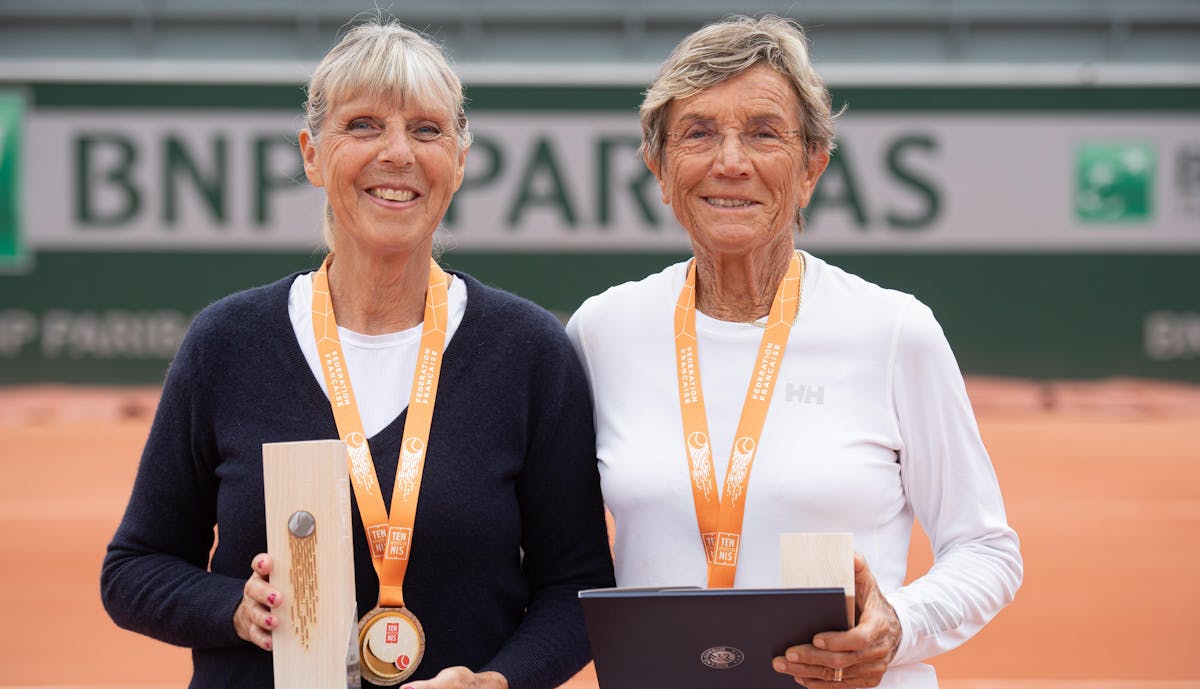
[21,111,1200,252]
[1075,141,1155,223]
[0,91,22,269]
[0,81,1198,383]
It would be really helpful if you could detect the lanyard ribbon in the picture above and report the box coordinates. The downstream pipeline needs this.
[673,252,803,588]
[311,255,449,608]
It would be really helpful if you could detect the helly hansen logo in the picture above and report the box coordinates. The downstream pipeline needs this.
[785,383,825,405]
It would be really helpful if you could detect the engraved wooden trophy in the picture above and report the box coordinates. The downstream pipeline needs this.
[263,440,360,688]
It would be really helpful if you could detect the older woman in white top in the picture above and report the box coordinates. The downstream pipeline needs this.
[567,15,1021,689]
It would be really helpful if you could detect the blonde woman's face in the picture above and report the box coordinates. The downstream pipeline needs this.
[647,64,828,258]
[300,93,467,257]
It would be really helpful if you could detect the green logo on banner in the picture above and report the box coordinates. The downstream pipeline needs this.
[1075,142,1155,223]
[0,92,23,268]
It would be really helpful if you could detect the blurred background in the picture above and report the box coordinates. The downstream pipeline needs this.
[0,1,1199,687]
[1,0,1198,384]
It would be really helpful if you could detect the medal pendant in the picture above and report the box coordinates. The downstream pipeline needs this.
[357,606,425,686]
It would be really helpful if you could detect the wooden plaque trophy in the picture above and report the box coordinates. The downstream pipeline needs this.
[780,532,856,627]
[263,440,359,688]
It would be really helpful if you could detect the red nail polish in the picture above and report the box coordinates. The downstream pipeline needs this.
[265,616,274,627]
[268,593,277,605]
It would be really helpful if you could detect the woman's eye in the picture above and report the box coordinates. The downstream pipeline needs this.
[752,129,780,140]
[684,128,714,141]
[412,125,443,141]
[347,119,376,133]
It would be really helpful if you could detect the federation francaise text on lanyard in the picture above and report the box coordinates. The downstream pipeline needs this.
[311,255,448,686]
[674,251,803,588]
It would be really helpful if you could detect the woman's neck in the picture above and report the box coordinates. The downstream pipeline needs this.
[693,238,795,323]
[325,247,432,335]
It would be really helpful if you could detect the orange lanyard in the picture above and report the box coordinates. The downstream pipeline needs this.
[311,255,449,608]
[673,252,803,588]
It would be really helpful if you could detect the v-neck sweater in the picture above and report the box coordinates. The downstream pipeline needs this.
[102,269,615,689]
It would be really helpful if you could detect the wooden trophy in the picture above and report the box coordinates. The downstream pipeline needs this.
[780,532,856,628]
[263,440,359,688]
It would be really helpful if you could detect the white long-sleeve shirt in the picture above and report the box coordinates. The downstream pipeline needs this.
[566,252,1022,688]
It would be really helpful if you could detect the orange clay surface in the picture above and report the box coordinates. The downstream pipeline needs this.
[0,379,1198,687]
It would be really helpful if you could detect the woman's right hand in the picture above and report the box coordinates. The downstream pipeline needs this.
[233,553,281,651]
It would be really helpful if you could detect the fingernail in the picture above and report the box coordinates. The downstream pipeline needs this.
[268,593,277,605]
[787,651,799,662]
[265,616,275,627]
[772,659,786,672]
[814,637,827,650]
[264,639,272,651]
[254,558,263,570]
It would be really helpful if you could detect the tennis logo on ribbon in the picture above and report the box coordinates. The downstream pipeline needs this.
[385,526,413,561]
[368,523,389,559]
[346,432,376,495]
[687,431,713,499]
[398,437,425,498]
[725,437,756,506]
[713,532,740,567]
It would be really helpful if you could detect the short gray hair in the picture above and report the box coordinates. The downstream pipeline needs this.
[303,17,471,251]
[639,15,837,172]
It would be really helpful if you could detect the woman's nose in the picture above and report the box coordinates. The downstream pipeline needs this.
[711,130,752,177]
[377,129,416,167]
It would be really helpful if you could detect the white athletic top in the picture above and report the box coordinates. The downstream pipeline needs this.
[288,271,468,438]
[566,252,1022,688]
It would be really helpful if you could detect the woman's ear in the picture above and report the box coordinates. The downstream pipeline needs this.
[798,149,830,207]
[299,129,324,188]
[451,142,469,194]
[643,150,670,206]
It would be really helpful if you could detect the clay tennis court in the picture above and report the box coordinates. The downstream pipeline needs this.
[1,378,1198,688]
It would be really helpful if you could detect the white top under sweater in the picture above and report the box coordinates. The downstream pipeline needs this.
[566,252,1022,689]
[288,271,468,438]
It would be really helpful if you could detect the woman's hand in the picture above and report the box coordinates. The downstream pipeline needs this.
[401,667,508,689]
[772,553,902,687]
[233,553,281,651]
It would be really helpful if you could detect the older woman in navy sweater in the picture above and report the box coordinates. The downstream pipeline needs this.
[101,17,614,689]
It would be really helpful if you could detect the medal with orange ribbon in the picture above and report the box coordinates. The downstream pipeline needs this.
[311,255,449,685]
[674,251,803,588]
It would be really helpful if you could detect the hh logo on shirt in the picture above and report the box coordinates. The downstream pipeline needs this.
[784,383,825,405]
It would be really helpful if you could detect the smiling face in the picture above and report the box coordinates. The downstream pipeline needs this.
[300,93,467,258]
[646,63,828,259]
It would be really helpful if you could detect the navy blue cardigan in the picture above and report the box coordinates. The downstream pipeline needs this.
[101,269,614,689]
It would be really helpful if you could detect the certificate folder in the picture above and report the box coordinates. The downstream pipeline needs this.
[579,587,849,689]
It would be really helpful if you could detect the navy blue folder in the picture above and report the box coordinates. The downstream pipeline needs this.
[580,586,850,689]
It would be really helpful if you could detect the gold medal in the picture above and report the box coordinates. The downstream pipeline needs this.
[357,606,426,685]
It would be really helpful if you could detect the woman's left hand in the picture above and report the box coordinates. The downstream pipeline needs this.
[400,667,508,689]
[771,553,901,687]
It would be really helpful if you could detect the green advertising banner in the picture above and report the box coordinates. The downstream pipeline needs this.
[0,81,1198,383]
[0,91,22,270]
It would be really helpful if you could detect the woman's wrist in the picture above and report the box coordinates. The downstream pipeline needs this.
[476,670,509,689]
